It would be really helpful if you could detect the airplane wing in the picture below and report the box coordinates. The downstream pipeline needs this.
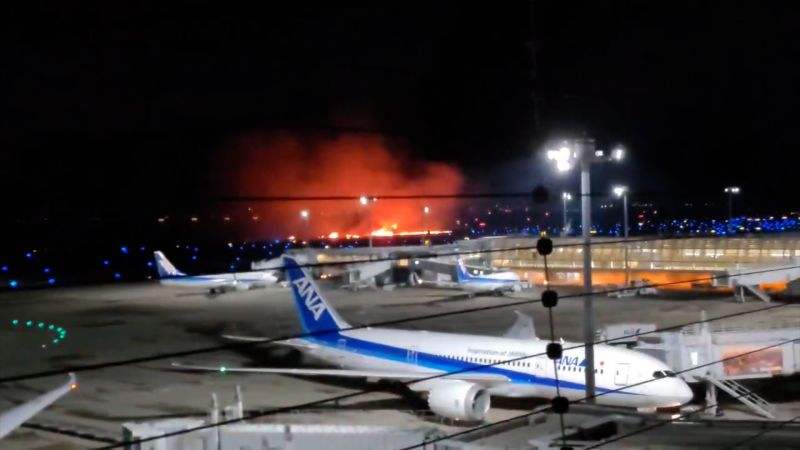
[503,310,539,340]
[0,373,76,440]
[221,335,320,350]
[170,362,508,384]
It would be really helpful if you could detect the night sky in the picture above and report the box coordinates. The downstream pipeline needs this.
[4,2,800,222]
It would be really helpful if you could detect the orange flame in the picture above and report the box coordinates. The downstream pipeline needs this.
[216,132,464,239]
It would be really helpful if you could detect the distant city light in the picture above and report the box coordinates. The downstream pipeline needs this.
[359,195,369,206]
[724,186,741,194]
[613,186,628,197]
[300,210,309,219]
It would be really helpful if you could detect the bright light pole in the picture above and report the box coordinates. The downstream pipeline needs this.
[300,210,310,246]
[613,186,629,285]
[562,192,572,236]
[547,139,625,402]
[360,195,374,247]
[724,186,740,234]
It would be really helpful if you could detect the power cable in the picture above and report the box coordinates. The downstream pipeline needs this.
[404,338,800,450]
[720,415,800,449]
[95,299,797,448]
[2,261,795,385]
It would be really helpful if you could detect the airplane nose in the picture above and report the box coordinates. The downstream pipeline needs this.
[676,380,693,405]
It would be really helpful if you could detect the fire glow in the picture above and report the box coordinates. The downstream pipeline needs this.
[218,132,464,239]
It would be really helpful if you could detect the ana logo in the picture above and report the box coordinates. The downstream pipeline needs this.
[292,275,326,321]
[556,356,586,367]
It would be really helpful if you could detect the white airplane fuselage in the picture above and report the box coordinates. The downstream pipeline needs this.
[179,256,693,422]
[300,327,691,408]
[158,271,278,291]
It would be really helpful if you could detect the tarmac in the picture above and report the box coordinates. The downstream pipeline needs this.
[1,281,799,449]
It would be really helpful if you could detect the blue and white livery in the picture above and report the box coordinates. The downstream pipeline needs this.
[174,256,692,421]
[454,258,522,293]
[154,251,278,294]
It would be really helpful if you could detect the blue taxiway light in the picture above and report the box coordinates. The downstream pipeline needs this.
[43,267,50,273]
[1,266,7,272]
[48,278,56,285]
[120,246,129,254]
[9,280,18,288]
[114,273,121,279]
[146,261,153,267]
[103,260,110,266]
[25,252,33,259]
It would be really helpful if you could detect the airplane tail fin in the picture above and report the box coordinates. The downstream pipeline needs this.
[283,256,349,334]
[153,251,185,278]
[455,258,472,283]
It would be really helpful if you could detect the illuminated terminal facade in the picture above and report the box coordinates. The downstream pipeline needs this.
[472,235,800,289]
[279,234,800,291]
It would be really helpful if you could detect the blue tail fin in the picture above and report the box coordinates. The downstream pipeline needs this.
[455,258,472,283]
[153,251,185,278]
[283,256,349,335]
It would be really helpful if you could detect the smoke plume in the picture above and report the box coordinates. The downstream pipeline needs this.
[217,132,464,239]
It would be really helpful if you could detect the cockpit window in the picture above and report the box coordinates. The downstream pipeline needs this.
[652,370,677,379]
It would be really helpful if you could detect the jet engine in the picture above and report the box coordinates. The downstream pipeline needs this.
[427,381,491,421]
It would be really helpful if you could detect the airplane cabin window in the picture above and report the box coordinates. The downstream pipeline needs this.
[664,370,677,377]
[652,371,666,379]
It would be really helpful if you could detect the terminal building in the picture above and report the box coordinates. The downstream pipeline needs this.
[260,234,800,296]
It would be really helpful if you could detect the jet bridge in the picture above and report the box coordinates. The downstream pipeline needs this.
[599,312,800,419]
[711,259,800,302]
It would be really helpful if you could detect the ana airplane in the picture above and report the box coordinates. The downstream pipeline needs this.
[174,256,692,421]
[154,251,278,294]
[0,373,76,440]
[411,258,522,294]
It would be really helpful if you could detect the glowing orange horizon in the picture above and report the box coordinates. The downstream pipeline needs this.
[216,132,465,240]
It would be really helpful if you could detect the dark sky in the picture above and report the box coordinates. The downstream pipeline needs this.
[3,1,800,218]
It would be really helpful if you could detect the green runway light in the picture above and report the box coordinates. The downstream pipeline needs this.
[38,322,44,328]
[26,320,32,326]
[11,319,18,325]
[48,324,54,330]
[219,366,227,373]
[53,339,59,344]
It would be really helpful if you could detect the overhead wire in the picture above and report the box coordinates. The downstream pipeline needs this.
[92,278,798,448]
[2,259,796,385]
[720,415,800,449]
[403,337,800,450]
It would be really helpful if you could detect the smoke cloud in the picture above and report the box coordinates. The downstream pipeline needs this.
[217,132,464,239]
